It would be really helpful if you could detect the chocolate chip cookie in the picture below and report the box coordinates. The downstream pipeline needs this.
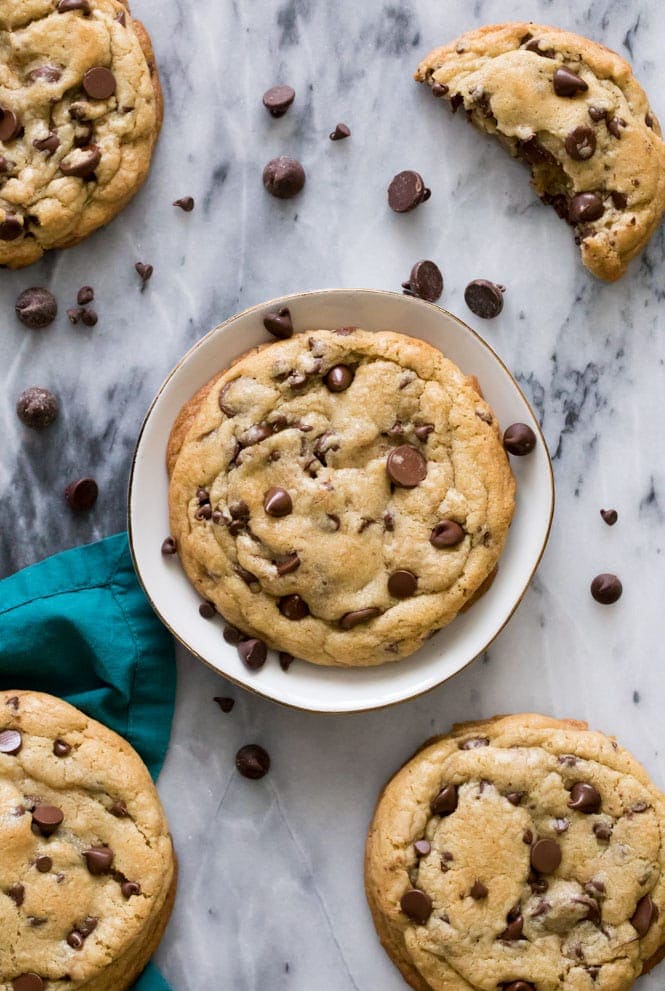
[365,713,665,991]
[0,690,176,990]
[0,0,162,268]
[167,328,516,667]
[416,24,665,281]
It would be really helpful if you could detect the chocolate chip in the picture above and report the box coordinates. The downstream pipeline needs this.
[388,570,417,598]
[12,976,44,991]
[173,196,195,212]
[263,157,306,199]
[500,912,524,940]
[223,624,243,644]
[0,729,22,755]
[53,738,71,758]
[503,984,535,991]
[0,108,22,141]
[67,931,85,949]
[414,424,434,442]
[470,880,488,899]
[588,106,606,123]
[0,217,23,240]
[503,423,536,456]
[32,804,64,837]
[414,839,431,857]
[630,800,649,814]
[276,651,292,672]
[593,821,611,841]
[65,477,98,512]
[238,638,267,670]
[387,170,430,212]
[16,388,58,430]
[57,0,90,10]
[523,829,533,845]
[430,520,465,548]
[262,85,295,117]
[264,486,293,517]
[506,791,524,806]
[554,818,569,834]
[199,601,216,619]
[631,894,658,936]
[553,66,588,97]
[121,880,141,899]
[214,697,235,713]
[77,286,94,305]
[528,872,549,894]
[460,737,489,750]
[400,888,432,923]
[339,607,382,630]
[161,536,177,556]
[78,917,98,937]
[464,279,505,319]
[33,132,60,155]
[324,365,354,392]
[568,782,601,813]
[607,116,626,139]
[83,846,114,875]
[263,307,293,339]
[585,879,606,897]
[525,39,555,58]
[28,66,62,83]
[278,594,309,620]
[59,144,101,177]
[387,445,427,488]
[135,262,153,287]
[565,126,596,161]
[83,66,116,100]
[430,784,458,816]
[236,743,270,779]
[403,260,443,302]
[16,288,57,329]
[80,307,98,327]
[530,838,561,874]
[109,801,128,817]
[431,83,448,96]
[35,856,52,873]
[329,122,351,140]
[600,508,618,526]
[646,111,655,129]
[7,883,25,906]
[5,697,19,710]
[569,192,604,223]
[610,191,627,210]
[67,307,83,324]
[276,553,301,575]
[590,573,622,604]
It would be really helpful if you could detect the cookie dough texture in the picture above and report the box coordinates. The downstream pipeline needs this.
[365,713,665,991]
[416,23,665,281]
[0,0,162,268]
[0,690,176,991]
[167,329,516,667]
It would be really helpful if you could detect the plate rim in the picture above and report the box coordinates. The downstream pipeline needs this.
[127,288,555,714]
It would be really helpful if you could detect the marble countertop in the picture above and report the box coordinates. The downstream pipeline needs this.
[3,0,665,987]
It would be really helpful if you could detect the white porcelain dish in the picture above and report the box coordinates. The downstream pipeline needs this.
[128,289,554,713]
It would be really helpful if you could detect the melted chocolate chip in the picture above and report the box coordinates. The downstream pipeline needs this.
[32,804,64,836]
[569,192,604,224]
[263,486,293,517]
[565,126,596,161]
[83,66,116,100]
[631,894,658,936]
[400,887,432,923]
[430,520,465,548]
[553,66,588,97]
[386,445,427,487]
[568,782,601,813]
[83,846,114,875]
[278,594,309,620]
[15,287,57,329]
[530,838,562,874]
[324,365,354,392]
[52,739,71,757]
[593,821,612,841]
[339,607,381,630]
[430,784,458,816]
[388,570,417,598]
[470,880,488,899]
[121,880,141,899]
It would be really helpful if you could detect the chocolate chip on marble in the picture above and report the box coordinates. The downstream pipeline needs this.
[12,977,44,991]
[430,520,464,548]
[388,570,417,598]
[530,838,562,874]
[59,144,101,177]
[278,594,310,620]
[121,880,141,899]
[15,288,57,329]
[553,66,588,97]
[503,423,536,456]
[7,883,25,906]
[569,192,604,224]
[402,260,443,302]
[67,307,83,324]
[400,888,432,924]
[16,387,59,430]
[600,508,618,526]
[0,108,22,141]
[593,821,611,841]
[213,698,235,715]
[57,0,91,10]
[565,126,596,161]
[35,856,52,873]
[470,880,488,899]
[236,743,270,779]
[262,85,296,117]
[568,782,601,813]
[109,801,129,818]
[33,132,60,155]
[324,365,354,392]
[65,477,98,512]
[387,170,430,212]
[173,196,195,212]
[83,847,114,875]
[387,445,427,488]
[263,157,306,198]
[238,638,267,670]
[276,553,301,575]
[329,122,351,140]
[506,791,524,806]
[264,486,293,517]
[76,286,94,306]
[83,66,116,100]
[32,804,64,837]
[339,607,382,630]
[0,729,22,755]
[161,536,177,556]
[590,573,622,604]
[414,839,431,857]
[263,306,293,339]
[135,262,153,287]
[80,307,97,327]
[631,894,658,936]
[430,784,458,816]
[199,601,216,619]
[464,279,505,319]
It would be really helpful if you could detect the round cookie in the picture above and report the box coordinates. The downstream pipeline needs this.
[415,23,665,281]
[365,713,665,991]
[0,0,162,268]
[0,690,176,991]
[167,328,516,667]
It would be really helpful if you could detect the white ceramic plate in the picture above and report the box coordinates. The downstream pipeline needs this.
[128,289,554,713]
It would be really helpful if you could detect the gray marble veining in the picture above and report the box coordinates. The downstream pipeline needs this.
[2,0,665,987]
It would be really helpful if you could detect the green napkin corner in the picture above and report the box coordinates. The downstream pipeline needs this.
[0,532,176,991]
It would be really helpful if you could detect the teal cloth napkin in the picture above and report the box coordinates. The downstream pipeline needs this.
[0,532,176,991]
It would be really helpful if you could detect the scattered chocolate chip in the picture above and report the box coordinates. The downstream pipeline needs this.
[460,737,489,750]
[387,170,430,213]
[59,144,101,177]
[65,477,98,512]
[80,307,97,327]
[12,978,44,991]
[16,387,58,430]
[264,486,293,517]
[236,743,270,779]
[35,856,52,873]
[278,651,293,671]
[431,784,458,816]
[568,782,601,813]
[600,508,618,526]
[400,887,432,924]
[33,132,60,155]
[53,738,71,757]
[121,880,141,899]
[263,306,293,339]
[339,607,381,630]
[569,192,604,223]
[7,883,25,906]
[565,125,596,161]
[238,638,267,670]
[263,157,306,198]
[278,594,309,620]
[402,259,443,302]
[32,804,64,837]
[262,85,295,117]
[530,838,561,874]
[464,279,505,319]
[329,122,351,140]
[631,894,658,936]
[414,839,431,857]
[173,196,195,212]
[593,821,611,841]
[109,801,128,817]
[590,573,622,604]
[503,423,537,456]
[83,66,116,100]
[57,0,91,10]
[553,66,588,97]
[15,287,57,329]
[135,262,153,287]
[83,846,114,875]
[470,880,488,899]
[0,108,22,141]
[77,286,94,305]
[276,553,301,575]
[388,570,417,598]
[199,601,216,619]
[161,536,177,556]
[0,729,22,755]
[387,445,427,488]
[430,520,465,548]
[324,365,354,392]
[506,791,524,806]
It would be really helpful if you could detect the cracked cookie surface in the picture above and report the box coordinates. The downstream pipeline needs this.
[0,0,162,268]
[365,713,665,991]
[0,690,176,991]
[167,328,515,667]
[416,23,665,281]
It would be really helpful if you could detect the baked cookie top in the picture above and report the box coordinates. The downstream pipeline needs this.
[167,328,516,667]
[0,0,162,268]
[416,23,665,282]
[365,714,665,991]
[0,690,175,990]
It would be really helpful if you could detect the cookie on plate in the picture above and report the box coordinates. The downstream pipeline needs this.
[0,690,176,991]
[0,0,162,268]
[415,23,665,281]
[365,713,665,991]
[167,328,516,667]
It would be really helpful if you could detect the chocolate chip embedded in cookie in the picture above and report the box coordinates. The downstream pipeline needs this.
[0,1,162,269]
[365,713,665,991]
[167,328,515,666]
[0,689,176,991]
[416,23,665,280]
